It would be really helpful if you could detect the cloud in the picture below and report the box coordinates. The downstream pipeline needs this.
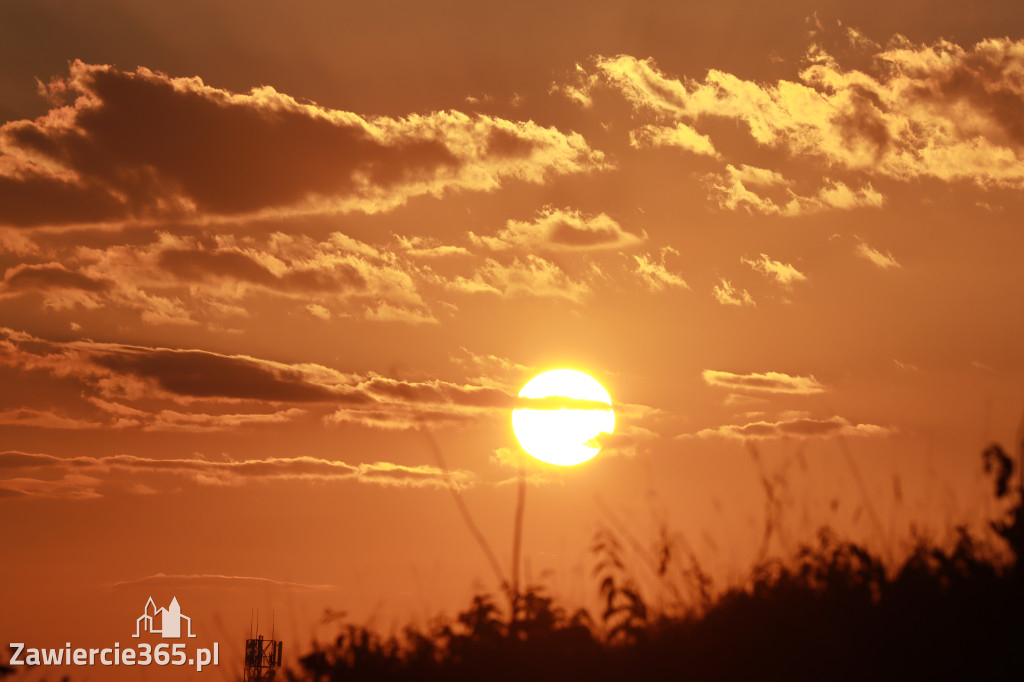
[327,405,490,431]
[856,241,901,269]
[109,573,335,591]
[0,229,451,326]
[493,471,564,488]
[593,37,1024,188]
[94,400,308,432]
[306,303,331,320]
[491,418,657,474]
[550,63,603,108]
[92,348,354,403]
[707,165,883,216]
[815,180,884,211]
[687,415,892,440]
[364,301,439,325]
[395,235,470,258]
[0,61,606,228]
[629,122,719,157]
[633,247,689,291]
[0,328,531,431]
[0,243,199,325]
[489,447,566,486]
[449,347,530,391]
[713,278,755,306]
[470,207,643,251]
[357,376,513,409]
[893,359,921,373]
[592,423,662,459]
[328,381,619,431]
[448,255,591,302]
[723,393,770,407]
[742,253,807,287]
[157,247,363,293]
[2,262,112,294]
[702,369,826,395]
[0,408,108,430]
[0,474,103,500]
[0,450,476,498]
[0,229,39,256]
[0,262,118,312]
[0,398,307,433]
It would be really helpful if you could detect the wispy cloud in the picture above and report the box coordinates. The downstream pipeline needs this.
[893,359,921,373]
[109,573,335,591]
[707,165,883,216]
[364,301,439,325]
[448,255,591,303]
[0,451,476,499]
[449,347,530,391]
[395,235,470,258]
[856,241,901,269]
[0,408,108,430]
[0,231,439,326]
[633,247,689,292]
[686,415,892,440]
[629,122,719,158]
[471,207,643,252]
[306,303,332,320]
[703,370,826,395]
[0,328,523,431]
[88,400,308,432]
[723,393,770,407]
[713,279,755,307]
[0,474,103,500]
[742,253,807,287]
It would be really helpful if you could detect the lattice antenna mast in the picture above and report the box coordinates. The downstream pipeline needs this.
[243,609,283,682]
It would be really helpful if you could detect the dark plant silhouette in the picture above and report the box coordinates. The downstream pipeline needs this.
[985,443,1024,560]
[291,444,1024,682]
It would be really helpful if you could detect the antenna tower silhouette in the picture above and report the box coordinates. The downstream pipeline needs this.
[243,609,282,681]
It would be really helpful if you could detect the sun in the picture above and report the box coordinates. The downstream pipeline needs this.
[512,369,615,466]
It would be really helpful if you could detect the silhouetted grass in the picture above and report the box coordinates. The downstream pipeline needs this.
[290,443,1024,682]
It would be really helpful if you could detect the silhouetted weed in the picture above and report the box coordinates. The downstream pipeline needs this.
[290,443,1024,681]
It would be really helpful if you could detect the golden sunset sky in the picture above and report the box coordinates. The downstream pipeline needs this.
[2,0,1023,676]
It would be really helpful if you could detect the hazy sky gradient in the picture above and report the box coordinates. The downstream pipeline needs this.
[2,1,1023,677]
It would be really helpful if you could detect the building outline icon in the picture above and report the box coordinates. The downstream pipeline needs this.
[133,596,197,639]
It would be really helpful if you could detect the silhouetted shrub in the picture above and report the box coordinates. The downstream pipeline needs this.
[291,444,1024,681]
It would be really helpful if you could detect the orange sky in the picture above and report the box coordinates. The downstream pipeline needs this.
[2,1,1023,678]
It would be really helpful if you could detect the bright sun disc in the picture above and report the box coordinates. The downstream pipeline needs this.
[512,369,614,466]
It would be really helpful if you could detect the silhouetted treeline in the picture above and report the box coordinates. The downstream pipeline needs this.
[292,444,1024,682]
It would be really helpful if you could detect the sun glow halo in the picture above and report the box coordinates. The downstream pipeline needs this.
[512,369,615,466]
